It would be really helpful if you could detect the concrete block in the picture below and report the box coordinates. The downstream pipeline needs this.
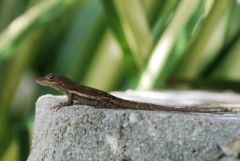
[27,91,240,161]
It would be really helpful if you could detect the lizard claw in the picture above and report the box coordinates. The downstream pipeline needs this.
[50,105,61,111]
[50,101,72,111]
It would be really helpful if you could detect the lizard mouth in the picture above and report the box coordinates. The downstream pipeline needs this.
[35,77,48,86]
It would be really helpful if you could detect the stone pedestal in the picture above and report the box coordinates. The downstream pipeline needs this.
[27,91,240,161]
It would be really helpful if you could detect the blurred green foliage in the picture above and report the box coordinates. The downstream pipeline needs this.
[0,0,240,160]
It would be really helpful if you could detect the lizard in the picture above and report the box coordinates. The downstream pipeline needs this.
[36,73,239,114]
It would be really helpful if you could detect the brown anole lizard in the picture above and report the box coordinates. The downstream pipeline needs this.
[36,73,238,114]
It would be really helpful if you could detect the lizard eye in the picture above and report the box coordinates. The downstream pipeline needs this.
[47,73,54,80]
[48,76,54,80]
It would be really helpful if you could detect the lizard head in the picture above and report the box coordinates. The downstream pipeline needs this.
[36,73,61,86]
[36,73,75,92]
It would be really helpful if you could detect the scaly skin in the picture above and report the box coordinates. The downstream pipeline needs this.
[36,73,238,114]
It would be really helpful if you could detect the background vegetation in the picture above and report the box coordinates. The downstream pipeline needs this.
[0,0,240,160]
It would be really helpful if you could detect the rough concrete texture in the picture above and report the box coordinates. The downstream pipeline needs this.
[28,91,240,161]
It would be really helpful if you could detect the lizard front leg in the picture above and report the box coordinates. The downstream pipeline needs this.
[51,92,74,110]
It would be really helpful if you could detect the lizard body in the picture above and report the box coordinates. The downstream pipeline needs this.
[36,73,238,114]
